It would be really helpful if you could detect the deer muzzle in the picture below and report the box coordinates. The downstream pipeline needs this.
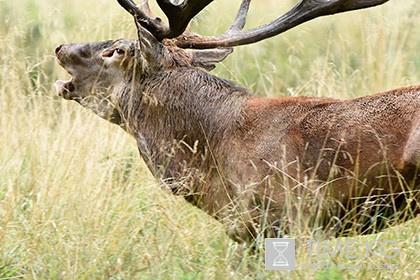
[54,79,76,100]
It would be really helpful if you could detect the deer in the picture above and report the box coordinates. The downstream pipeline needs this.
[54,0,420,244]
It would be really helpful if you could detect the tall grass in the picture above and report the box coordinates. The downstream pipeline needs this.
[0,0,419,279]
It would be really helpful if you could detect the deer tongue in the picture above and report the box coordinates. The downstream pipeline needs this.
[54,79,75,100]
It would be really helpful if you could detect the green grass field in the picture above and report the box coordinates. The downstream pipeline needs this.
[0,0,419,279]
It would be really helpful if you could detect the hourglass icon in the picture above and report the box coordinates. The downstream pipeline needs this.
[265,238,295,270]
[273,241,290,266]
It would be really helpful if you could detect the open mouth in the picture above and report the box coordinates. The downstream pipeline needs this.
[54,78,76,100]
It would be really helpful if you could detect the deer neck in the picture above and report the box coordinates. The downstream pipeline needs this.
[118,67,249,180]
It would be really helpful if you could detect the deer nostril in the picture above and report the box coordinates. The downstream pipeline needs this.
[55,44,63,56]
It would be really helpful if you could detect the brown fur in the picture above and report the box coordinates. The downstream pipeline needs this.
[55,38,420,243]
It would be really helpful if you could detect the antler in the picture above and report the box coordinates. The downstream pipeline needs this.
[117,0,214,40]
[116,0,389,69]
[174,0,390,48]
[118,0,389,48]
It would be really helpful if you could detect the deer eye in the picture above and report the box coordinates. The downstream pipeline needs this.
[114,48,124,55]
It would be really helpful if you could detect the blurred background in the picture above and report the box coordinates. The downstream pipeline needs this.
[0,0,419,278]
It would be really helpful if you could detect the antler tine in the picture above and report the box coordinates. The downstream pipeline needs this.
[118,0,214,40]
[156,0,214,39]
[174,0,390,49]
[117,0,170,40]
[225,0,252,35]
[139,0,153,17]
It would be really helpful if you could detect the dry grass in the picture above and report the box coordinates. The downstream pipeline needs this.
[0,0,419,279]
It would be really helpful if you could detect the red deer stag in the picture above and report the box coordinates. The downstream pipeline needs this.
[54,0,420,243]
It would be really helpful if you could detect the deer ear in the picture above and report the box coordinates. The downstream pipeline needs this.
[186,48,234,71]
[136,24,164,67]
[136,21,160,50]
